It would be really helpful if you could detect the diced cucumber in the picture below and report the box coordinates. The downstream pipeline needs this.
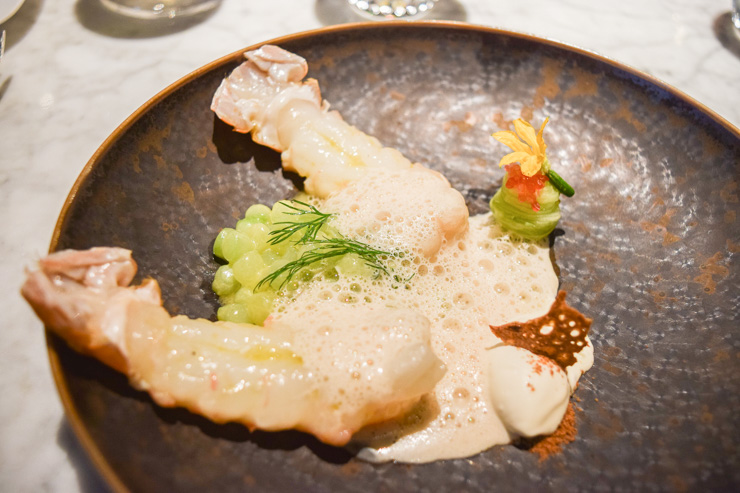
[212,264,239,296]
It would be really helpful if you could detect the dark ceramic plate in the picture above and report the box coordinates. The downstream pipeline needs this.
[49,22,739,492]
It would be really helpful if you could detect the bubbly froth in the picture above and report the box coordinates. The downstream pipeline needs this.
[270,172,582,462]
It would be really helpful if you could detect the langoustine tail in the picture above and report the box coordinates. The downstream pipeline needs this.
[21,247,161,373]
[21,247,445,446]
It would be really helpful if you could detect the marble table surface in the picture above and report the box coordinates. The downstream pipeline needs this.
[1,0,738,491]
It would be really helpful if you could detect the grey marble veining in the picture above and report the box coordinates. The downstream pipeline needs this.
[0,0,738,491]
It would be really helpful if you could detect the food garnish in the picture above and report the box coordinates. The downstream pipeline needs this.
[490,118,574,241]
[256,236,396,290]
[490,291,592,370]
[266,200,334,245]
[256,200,400,289]
[212,200,403,324]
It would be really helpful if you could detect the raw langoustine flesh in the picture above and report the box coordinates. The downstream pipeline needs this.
[22,247,445,446]
[211,45,469,257]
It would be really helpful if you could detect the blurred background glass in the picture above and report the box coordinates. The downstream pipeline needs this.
[347,0,438,20]
[99,0,222,19]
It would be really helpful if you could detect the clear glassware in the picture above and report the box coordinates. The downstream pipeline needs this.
[733,0,740,31]
[347,0,438,20]
[99,0,222,19]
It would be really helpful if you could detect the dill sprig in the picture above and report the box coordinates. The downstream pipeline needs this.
[256,238,394,290]
[267,200,334,245]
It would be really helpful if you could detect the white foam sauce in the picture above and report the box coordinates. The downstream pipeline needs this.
[268,170,592,463]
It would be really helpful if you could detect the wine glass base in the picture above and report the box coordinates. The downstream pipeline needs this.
[347,0,436,21]
[99,0,221,19]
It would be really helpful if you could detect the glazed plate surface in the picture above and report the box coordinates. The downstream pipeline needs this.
[49,22,740,492]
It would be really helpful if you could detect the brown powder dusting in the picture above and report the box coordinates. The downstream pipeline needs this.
[490,291,592,369]
[530,356,544,375]
[517,403,578,460]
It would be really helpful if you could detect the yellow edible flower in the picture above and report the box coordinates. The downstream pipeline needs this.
[492,118,549,177]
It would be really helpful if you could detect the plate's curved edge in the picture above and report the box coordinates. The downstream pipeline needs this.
[43,20,740,493]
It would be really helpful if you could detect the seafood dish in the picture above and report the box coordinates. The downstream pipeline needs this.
[23,45,594,463]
